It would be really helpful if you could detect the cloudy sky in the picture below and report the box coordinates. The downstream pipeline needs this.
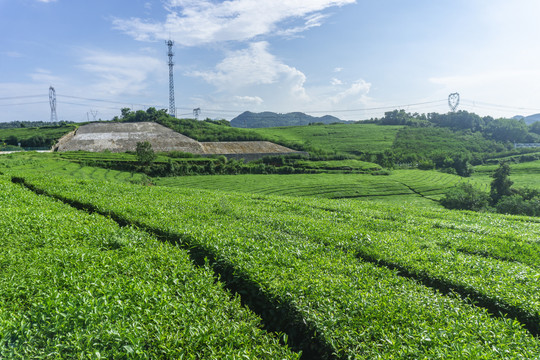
[2,0,540,122]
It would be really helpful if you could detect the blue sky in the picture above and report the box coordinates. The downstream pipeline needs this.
[2,0,540,122]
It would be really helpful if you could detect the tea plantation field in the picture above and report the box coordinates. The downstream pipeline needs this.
[0,152,147,183]
[251,123,403,155]
[0,175,296,358]
[472,159,540,190]
[4,165,540,359]
[155,169,473,206]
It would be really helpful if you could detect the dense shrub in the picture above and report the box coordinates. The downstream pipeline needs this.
[135,141,156,166]
[440,183,490,211]
[496,195,540,216]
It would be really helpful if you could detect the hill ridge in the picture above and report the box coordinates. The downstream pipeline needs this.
[230,111,346,128]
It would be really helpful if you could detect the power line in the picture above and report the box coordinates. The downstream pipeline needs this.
[3,91,540,121]
[301,99,448,114]
[0,94,44,101]
[461,99,540,113]
[58,94,137,106]
[0,101,49,107]
[57,94,173,110]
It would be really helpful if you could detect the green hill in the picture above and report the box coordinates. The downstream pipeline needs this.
[250,123,403,156]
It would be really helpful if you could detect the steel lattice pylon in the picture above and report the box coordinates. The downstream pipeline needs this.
[448,92,460,112]
[49,86,58,122]
[167,40,176,118]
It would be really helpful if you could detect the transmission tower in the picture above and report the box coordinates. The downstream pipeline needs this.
[49,86,58,122]
[166,40,176,117]
[89,109,98,121]
[193,107,201,119]
[448,92,460,112]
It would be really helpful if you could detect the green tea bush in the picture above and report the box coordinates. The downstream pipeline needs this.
[0,177,298,359]
[18,174,540,358]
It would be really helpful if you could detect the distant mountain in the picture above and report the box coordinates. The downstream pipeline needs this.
[524,114,540,124]
[513,114,540,124]
[230,111,347,128]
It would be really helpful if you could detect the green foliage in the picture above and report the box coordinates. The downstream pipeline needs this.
[135,141,156,166]
[440,183,490,211]
[0,120,75,129]
[496,194,540,216]
[392,127,509,175]
[490,162,514,204]
[17,174,540,358]
[428,111,485,131]
[20,134,48,148]
[5,135,18,146]
[0,177,297,358]
[294,159,383,172]
[418,159,435,170]
[204,118,231,126]
[0,124,76,148]
[252,123,403,157]
[156,116,264,142]
[380,109,430,127]
[495,187,540,216]
[472,159,540,191]
[485,118,530,142]
[0,152,147,183]
[155,170,472,207]
[444,162,540,217]
[530,121,540,135]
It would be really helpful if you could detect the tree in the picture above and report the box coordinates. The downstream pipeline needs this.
[530,121,540,136]
[121,108,132,119]
[484,118,529,142]
[21,135,47,148]
[440,183,490,211]
[490,162,513,205]
[5,135,18,146]
[136,141,156,167]
[380,109,412,125]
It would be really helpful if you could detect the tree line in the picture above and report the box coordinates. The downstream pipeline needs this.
[378,109,540,143]
[441,162,540,216]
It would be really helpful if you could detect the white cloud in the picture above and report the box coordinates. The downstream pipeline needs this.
[331,78,343,86]
[275,12,329,38]
[333,67,343,73]
[329,79,371,104]
[36,0,57,3]
[191,41,308,101]
[77,50,162,96]
[113,0,356,45]
[233,95,264,106]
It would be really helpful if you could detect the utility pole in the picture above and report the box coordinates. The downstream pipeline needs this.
[167,40,176,117]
